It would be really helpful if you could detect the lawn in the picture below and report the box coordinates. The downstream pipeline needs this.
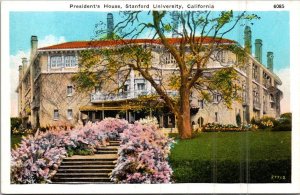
[169,131,291,183]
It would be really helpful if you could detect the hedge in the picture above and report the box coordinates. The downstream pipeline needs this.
[170,159,291,183]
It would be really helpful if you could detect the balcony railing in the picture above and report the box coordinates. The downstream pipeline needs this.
[91,90,179,103]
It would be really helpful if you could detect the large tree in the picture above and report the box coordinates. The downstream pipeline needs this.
[73,11,259,139]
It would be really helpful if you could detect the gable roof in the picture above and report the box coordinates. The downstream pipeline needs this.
[38,37,236,51]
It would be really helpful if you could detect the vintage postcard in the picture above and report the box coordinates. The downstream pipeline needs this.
[1,0,300,194]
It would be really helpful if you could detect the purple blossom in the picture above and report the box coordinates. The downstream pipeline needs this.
[111,121,173,184]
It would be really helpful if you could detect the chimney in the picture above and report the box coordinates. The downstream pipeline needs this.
[267,52,274,71]
[107,13,114,39]
[18,65,23,80]
[172,12,179,38]
[255,39,262,63]
[244,26,252,54]
[30,36,38,60]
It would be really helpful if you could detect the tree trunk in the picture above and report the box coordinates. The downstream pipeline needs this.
[177,88,193,139]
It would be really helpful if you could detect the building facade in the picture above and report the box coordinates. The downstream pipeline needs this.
[16,22,282,129]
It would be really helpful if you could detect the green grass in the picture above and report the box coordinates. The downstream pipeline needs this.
[11,134,24,149]
[170,131,291,161]
[169,131,291,183]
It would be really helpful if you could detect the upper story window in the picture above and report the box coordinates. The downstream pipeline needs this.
[253,86,260,103]
[163,53,176,64]
[65,55,76,67]
[216,50,226,63]
[137,83,145,91]
[123,84,129,92]
[213,94,222,103]
[50,56,62,68]
[67,85,73,96]
[198,99,204,109]
[50,54,77,69]
[252,64,259,81]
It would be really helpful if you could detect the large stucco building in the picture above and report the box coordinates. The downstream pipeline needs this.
[16,16,282,129]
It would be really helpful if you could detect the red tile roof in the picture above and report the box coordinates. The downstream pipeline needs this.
[38,37,235,50]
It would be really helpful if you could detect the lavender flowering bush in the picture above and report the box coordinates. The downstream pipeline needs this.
[111,121,173,183]
[11,118,128,184]
[11,130,68,183]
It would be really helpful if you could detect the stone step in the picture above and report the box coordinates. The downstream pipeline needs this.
[61,161,115,165]
[95,151,118,154]
[109,140,120,143]
[59,165,115,169]
[54,173,110,178]
[57,169,113,173]
[97,148,118,151]
[109,143,120,146]
[51,182,113,184]
[63,158,117,162]
[52,177,111,183]
[109,141,120,145]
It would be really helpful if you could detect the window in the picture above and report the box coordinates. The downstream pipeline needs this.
[164,53,176,64]
[95,86,100,93]
[252,64,259,81]
[213,94,221,103]
[242,83,247,102]
[54,109,59,120]
[65,55,76,67]
[137,83,145,90]
[50,56,62,68]
[67,86,73,96]
[67,109,73,120]
[215,112,218,122]
[198,99,204,109]
[123,85,128,92]
[217,50,226,63]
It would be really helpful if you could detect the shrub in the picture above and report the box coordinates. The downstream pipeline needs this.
[11,131,68,183]
[111,122,173,183]
[11,118,129,184]
[169,159,291,183]
[202,123,243,132]
[250,116,279,130]
[138,116,159,127]
[280,112,292,120]
[272,124,291,131]
[11,117,22,131]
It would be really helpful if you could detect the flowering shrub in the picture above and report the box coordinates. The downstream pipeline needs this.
[242,124,258,131]
[261,120,274,128]
[111,122,173,183]
[138,116,159,127]
[251,116,278,130]
[11,118,128,184]
[11,130,67,183]
[202,123,244,132]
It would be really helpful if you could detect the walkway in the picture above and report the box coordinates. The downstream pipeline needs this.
[51,140,120,184]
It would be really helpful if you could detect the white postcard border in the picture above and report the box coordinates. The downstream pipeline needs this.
[1,1,300,194]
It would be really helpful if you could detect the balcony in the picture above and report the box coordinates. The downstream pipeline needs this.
[90,90,179,103]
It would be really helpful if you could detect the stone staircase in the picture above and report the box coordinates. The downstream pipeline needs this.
[51,140,120,184]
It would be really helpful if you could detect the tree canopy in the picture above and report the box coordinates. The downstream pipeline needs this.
[73,11,259,139]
